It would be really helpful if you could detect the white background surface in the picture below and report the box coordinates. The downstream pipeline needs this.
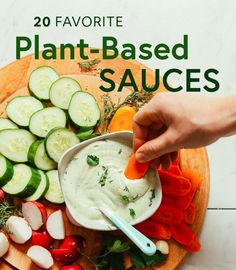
[1,0,236,269]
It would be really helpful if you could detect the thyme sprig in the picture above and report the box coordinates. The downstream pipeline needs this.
[99,166,109,187]
[101,91,153,133]
[78,58,101,71]
[0,199,22,232]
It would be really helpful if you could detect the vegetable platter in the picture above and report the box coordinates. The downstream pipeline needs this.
[0,48,209,270]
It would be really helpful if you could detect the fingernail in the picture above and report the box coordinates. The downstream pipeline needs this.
[135,152,147,163]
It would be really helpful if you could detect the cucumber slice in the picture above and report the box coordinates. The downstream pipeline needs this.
[2,164,41,198]
[44,170,64,204]
[45,128,79,162]
[68,92,100,129]
[0,129,36,162]
[0,154,14,187]
[50,77,82,109]
[28,140,57,171]
[0,118,18,130]
[6,96,43,127]
[29,66,59,100]
[25,170,49,201]
[29,107,67,138]
[77,129,98,141]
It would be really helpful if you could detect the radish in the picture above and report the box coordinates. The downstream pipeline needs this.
[50,247,79,263]
[27,245,53,269]
[6,216,32,244]
[0,232,9,257]
[32,231,53,249]
[46,210,65,240]
[60,235,84,252]
[60,266,84,270]
[0,189,5,199]
[22,201,47,230]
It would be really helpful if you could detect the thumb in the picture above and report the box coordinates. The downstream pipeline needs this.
[135,129,177,162]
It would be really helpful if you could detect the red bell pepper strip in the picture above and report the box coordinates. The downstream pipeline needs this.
[184,202,196,225]
[162,195,176,207]
[171,150,181,166]
[158,170,191,197]
[135,219,171,240]
[183,234,201,252]
[175,186,196,210]
[168,165,182,176]
[151,204,183,225]
[170,222,196,246]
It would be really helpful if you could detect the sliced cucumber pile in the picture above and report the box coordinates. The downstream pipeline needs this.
[69,92,100,129]
[44,170,64,204]
[29,107,67,138]
[0,66,101,204]
[0,129,36,162]
[0,154,14,187]
[2,164,41,198]
[28,140,57,171]
[25,170,49,201]
[0,118,18,130]
[50,77,82,109]
[6,96,43,127]
[45,128,79,162]
[29,66,59,100]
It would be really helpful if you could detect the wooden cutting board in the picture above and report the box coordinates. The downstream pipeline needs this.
[0,49,210,270]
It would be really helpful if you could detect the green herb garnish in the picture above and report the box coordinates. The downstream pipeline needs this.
[130,245,167,268]
[78,58,101,71]
[80,238,130,270]
[87,155,99,166]
[80,234,167,270]
[132,194,139,201]
[121,195,130,203]
[149,188,156,207]
[99,166,109,187]
[123,186,129,192]
[108,240,130,253]
[118,148,122,154]
[129,208,136,218]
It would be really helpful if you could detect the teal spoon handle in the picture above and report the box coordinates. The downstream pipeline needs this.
[100,207,156,256]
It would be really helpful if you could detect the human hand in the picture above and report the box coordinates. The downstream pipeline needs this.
[133,92,235,169]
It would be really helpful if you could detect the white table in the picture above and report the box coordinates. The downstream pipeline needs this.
[1,0,236,269]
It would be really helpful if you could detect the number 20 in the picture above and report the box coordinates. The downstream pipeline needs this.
[34,17,50,27]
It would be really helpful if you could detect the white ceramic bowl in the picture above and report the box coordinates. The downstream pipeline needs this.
[58,131,162,231]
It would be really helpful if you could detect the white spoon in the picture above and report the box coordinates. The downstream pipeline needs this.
[99,207,157,256]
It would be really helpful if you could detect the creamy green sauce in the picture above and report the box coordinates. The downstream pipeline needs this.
[62,138,157,228]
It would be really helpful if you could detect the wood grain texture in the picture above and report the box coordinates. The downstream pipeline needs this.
[0,49,210,270]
